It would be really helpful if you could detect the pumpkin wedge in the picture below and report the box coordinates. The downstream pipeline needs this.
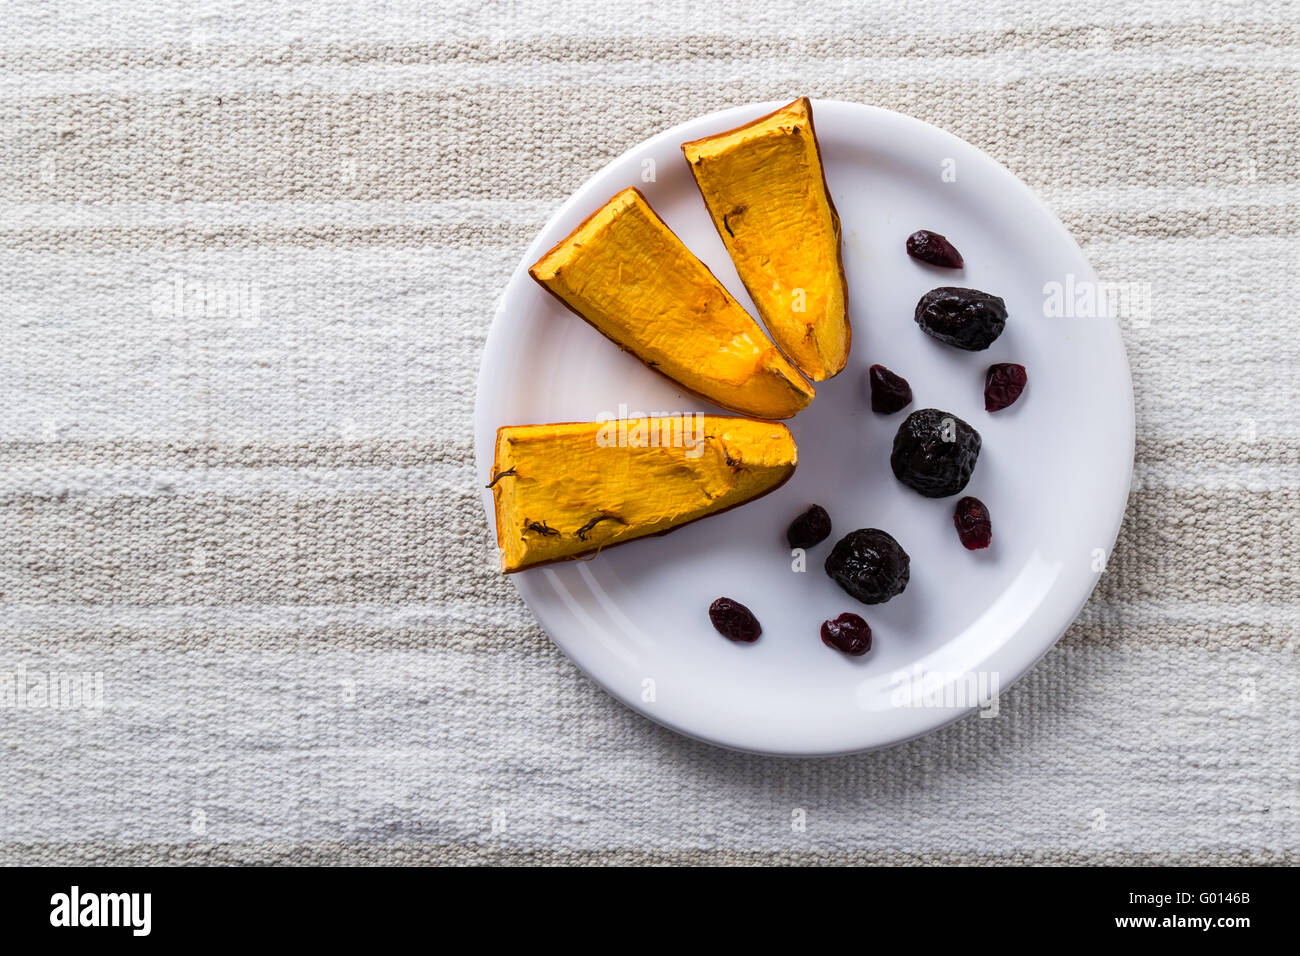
[529,187,814,420]
[490,416,797,572]
[681,97,850,381]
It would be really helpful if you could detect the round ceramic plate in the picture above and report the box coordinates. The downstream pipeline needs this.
[474,99,1133,756]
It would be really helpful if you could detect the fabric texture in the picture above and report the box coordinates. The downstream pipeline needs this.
[1,1,1296,865]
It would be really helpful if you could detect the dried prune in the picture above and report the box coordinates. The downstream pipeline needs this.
[708,597,761,643]
[824,529,910,605]
[868,364,913,414]
[915,287,1007,350]
[787,504,831,550]
[890,408,982,498]
[906,230,964,268]
[984,363,1027,412]
[821,613,872,656]
[953,496,992,550]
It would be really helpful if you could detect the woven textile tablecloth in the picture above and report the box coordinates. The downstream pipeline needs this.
[1,1,1296,865]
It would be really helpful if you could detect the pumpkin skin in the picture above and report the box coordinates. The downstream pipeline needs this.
[682,98,850,382]
[490,417,797,572]
[529,187,814,421]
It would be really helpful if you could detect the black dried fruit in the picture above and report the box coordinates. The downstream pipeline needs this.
[821,613,872,656]
[787,504,831,550]
[708,597,761,643]
[824,529,910,605]
[985,363,1027,412]
[953,496,992,550]
[906,230,964,268]
[915,287,1007,350]
[868,364,913,414]
[890,408,982,498]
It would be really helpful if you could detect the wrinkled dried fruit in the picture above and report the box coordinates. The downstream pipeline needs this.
[821,612,872,656]
[915,287,1007,351]
[953,496,992,550]
[787,504,832,550]
[906,230,964,268]
[984,363,1027,412]
[825,529,910,605]
[708,597,762,643]
[868,364,913,414]
[891,408,982,498]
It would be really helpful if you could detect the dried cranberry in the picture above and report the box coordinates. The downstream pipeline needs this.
[906,230,964,268]
[708,597,761,643]
[787,504,831,550]
[953,497,992,550]
[821,612,872,656]
[868,364,913,414]
[984,363,1027,411]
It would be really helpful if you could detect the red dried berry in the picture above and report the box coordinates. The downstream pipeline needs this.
[868,364,913,414]
[708,597,762,643]
[820,613,872,656]
[906,230,964,269]
[953,496,992,550]
[984,363,1027,411]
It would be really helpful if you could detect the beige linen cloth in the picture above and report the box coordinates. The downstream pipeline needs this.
[0,1,1295,864]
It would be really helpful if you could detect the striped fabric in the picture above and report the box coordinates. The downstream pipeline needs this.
[1,1,1296,865]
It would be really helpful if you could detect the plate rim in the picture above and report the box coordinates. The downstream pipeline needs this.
[473,98,1135,757]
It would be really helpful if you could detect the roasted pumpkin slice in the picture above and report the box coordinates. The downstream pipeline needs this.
[681,97,850,381]
[490,416,797,572]
[529,187,814,420]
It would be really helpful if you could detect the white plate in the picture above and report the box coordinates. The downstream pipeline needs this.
[474,100,1133,756]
